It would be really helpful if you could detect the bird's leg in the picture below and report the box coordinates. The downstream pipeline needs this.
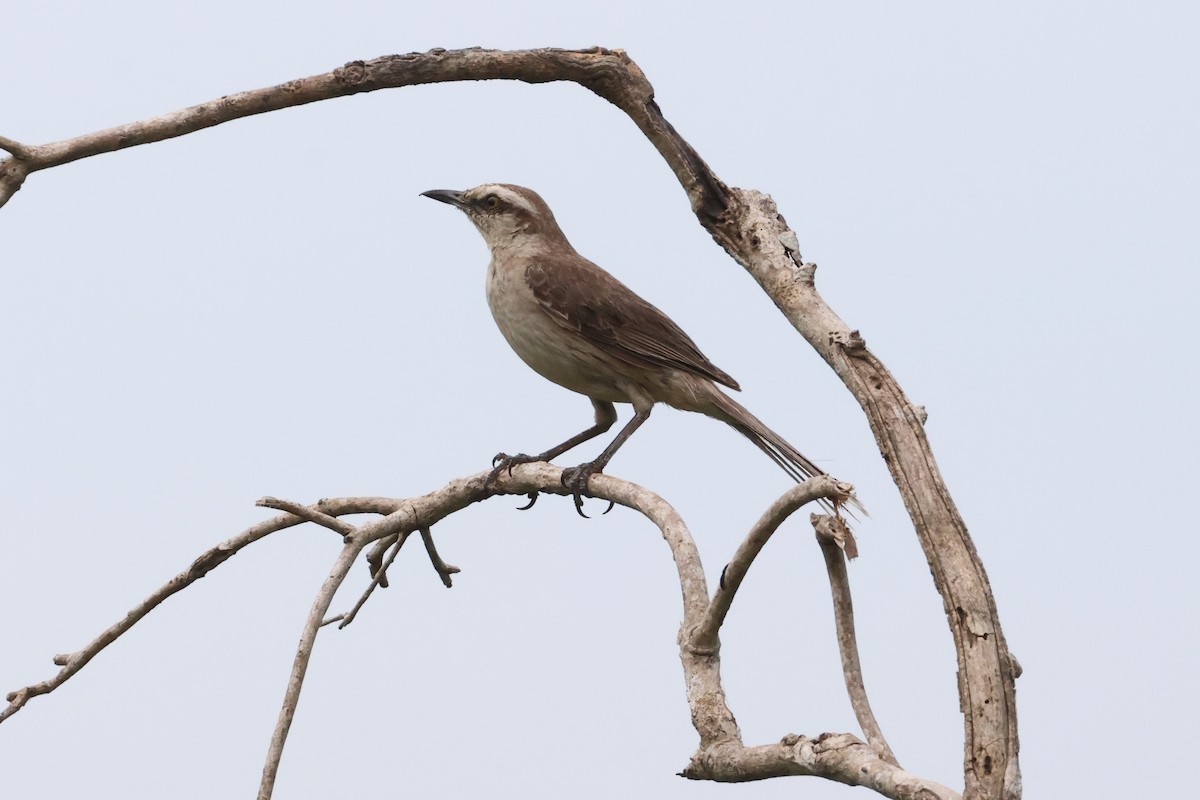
[486,400,618,507]
[562,406,652,517]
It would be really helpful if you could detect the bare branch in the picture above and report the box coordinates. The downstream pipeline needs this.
[682,736,960,800]
[259,538,364,800]
[696,190,1021,800]
[691,476,850,652]
[257,496,357,537]
[0,154,31,207]
[419,527,460,588]
[0,47,675,210]
[815,515,897,766]
[1,493,441,725]
[4,449,957,798]
[529,43,1022,792]
[366,531,404,588]
[0,503,361,724]
[0,463,657,719]
[576,477,741,751]
[337,531,411,629]
[250,466,707,799]
[0,135,33,160]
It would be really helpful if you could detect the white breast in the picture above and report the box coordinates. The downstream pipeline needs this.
[485,255,633,404]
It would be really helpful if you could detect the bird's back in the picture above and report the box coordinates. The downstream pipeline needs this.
[522,251,740,391]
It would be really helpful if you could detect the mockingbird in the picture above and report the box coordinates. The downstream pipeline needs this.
[422,183,858,516]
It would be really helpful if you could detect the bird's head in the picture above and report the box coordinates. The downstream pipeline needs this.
[421,183,570,253]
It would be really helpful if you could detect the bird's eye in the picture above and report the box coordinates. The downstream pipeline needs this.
[484,195,500,209]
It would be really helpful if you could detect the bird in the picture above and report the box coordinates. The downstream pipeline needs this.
[421,183,859,516]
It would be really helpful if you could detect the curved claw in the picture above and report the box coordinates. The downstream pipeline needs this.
[561,463,605,519]
[485,452,538,491]
[515,492,539,511]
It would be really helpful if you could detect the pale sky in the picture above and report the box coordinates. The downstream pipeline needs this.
[2,2,1197,799]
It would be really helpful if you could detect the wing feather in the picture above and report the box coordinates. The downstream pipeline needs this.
[525,256,740,391]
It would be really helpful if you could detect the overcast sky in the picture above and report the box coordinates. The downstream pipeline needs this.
[2,2,1196,799]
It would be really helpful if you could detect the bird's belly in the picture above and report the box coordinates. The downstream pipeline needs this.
[486,263,632,404]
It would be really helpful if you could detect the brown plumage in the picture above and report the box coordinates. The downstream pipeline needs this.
[421,183,858,515]
[524,258,740,391]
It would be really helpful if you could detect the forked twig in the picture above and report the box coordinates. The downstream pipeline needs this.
[1,505,354,724]
[0,497,399,725]
[337,531,411,629]
[257,496,356,537]
[361,526,459,594]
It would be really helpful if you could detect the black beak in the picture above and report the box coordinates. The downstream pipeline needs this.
[421,189,467,208]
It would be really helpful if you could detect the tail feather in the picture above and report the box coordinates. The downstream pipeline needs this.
[706,389,865,516]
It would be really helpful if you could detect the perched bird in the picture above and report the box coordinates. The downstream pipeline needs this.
[422,183,856,516]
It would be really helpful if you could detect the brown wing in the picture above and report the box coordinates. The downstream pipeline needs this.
[525,254,741,391]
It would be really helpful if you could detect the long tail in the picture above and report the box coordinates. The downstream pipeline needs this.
[705,388,865,515]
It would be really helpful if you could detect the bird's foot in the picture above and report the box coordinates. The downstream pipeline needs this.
[486,452,540,485]
[560,463,616,518]
[485,452,545,511]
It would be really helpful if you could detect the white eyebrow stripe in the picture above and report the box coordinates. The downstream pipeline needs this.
[486,185,539,217]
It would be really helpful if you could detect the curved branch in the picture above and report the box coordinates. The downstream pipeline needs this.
[558,47,1021,796]
[581,476,742,749]
[0,47,675,210]
[247,466,715,800]
[815,516,897,766]
[4,452,954,799]
[0,464,696,728]
[582,53,1021,793]
[686,182,1020,800]
[478,468,944,800]
[595,472,949,799]
[691,476,846,652]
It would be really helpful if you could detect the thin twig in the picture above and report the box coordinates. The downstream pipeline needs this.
[419,527,460,588]
[367,533,398,587]
[814,515,896,766]
[337,532,411,629]
[258,538,364,800]
[2,511,319,723]
[258,496,356,537]
[1,497,402,725]
[690,477,845,652]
